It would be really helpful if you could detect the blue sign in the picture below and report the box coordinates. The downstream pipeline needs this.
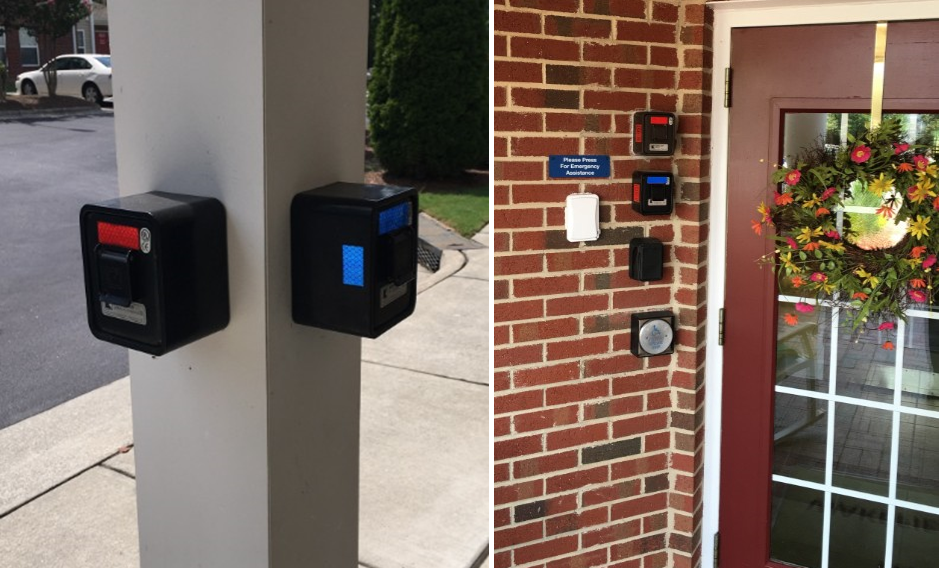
[548,155,610,179]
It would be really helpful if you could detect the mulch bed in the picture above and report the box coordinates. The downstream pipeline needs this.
[0,95,97,113]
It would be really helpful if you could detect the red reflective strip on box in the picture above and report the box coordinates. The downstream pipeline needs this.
[633,184,641,202]
[634,124,643,143]
[98,221,140,250]
[650,116,669,125]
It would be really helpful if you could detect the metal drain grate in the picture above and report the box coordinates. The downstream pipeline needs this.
[417,238,442,272]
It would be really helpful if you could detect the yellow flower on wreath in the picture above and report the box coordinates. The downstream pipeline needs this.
[796,226,823,243]
[757,201,771,223]
[816,280,836,294]
[854,267,880,288]
[918,176,936,194]
[802,194,822,209]
[819,240,845,253]
[917,163,939,179]
[909,215,931,240]
[780,252,802,273]
[908,181,936,204]
[868,173,894,197]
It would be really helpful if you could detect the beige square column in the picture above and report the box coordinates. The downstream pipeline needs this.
[108,1,367,566]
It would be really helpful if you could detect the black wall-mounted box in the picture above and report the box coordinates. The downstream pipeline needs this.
[632,111,677,156]
[291,182,417,338]
[632,171,674,216]
[629,237,664,281]
[80,192,229,356]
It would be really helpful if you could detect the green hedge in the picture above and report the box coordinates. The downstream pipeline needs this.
[368,0,487,178]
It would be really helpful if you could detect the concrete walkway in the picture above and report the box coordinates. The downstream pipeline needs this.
[0,227,490,568]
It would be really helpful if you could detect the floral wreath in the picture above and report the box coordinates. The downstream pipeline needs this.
[752,117,939,349]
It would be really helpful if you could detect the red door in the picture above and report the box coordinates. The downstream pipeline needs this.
[95,30,109,54]
[720,21,939,568]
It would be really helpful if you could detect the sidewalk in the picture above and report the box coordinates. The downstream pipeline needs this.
[0,226,490,568]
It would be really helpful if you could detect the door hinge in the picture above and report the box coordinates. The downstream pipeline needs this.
[718,308,725,346]
[713,532,721,568]
[723,67,733,108]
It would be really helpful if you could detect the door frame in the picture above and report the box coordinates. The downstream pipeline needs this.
[704,1,939,565]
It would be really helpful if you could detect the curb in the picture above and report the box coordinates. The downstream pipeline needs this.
[0,106,110,122]
[416,249,465,294]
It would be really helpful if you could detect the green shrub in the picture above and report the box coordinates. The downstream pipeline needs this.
[368,0,487,178]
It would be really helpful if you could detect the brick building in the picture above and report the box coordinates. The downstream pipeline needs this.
[1,1,109,78]
[493,2,712,566]
[493,1,939,568]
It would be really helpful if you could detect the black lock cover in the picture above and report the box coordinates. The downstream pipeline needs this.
[80,192,229,355]
[632,111,677,156]
[632,171,674,216]
[629,237,664,282]
[291,182,417,338]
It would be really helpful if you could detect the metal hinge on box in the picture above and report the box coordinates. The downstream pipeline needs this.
[718,308,725,346]
[714,532,721,568]
[724,68,732,108]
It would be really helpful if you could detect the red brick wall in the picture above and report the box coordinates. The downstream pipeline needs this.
[493,1,713,566]
[4,27,76,78]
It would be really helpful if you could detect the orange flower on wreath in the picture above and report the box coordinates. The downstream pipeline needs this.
[751,220,763,235]
[911,246,928,258]
[852,292,869,300]
[791,276,806,288]
[910,279,927,289]
[783,313,799,326]
[882,341,895,351]
[815,207,831,217]
[802,242,821,252]
[898,162,914,173]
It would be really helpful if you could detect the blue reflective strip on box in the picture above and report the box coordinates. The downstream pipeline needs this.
[646,176,670,185]
[342,245,364,287]
[379,202,411,235]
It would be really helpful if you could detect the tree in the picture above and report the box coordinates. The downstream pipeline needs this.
[21,0,91,97]
[367,0,487,178]
[367,0,382,68]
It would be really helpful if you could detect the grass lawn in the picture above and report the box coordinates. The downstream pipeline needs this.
[364,148,489,238]
[416,182,489,238]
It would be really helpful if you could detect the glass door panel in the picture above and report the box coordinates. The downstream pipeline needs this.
[771,112,939,568]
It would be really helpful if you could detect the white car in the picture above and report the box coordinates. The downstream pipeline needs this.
[16,54,112,103]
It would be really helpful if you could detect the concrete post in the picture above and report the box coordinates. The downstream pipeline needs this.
[108,2,367,566]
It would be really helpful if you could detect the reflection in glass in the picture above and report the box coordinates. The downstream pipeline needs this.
[828,495,887,568]
[832,403,891,496]
[901,317,939,412]
[896,414,939,509]
[834,312,896,405]
[774,393,827,483]
[776,303,831,391]
[893,507,939,568]
[770,482,823,568]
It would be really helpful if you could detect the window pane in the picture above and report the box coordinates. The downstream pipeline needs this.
[832,403,892,496]
[18,28,36,47]
[774,393,828,483]
[776,302,832,391]
[901,317,939,412]
[828,495,887,568]
[893,507,939,568]
[770,482,824,568]
[833,314,896,405]
[896,413,939,508]
[19,29,39,66]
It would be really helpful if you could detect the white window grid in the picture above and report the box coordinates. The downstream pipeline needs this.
[774,300,939,568]
[772,156,939,567]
